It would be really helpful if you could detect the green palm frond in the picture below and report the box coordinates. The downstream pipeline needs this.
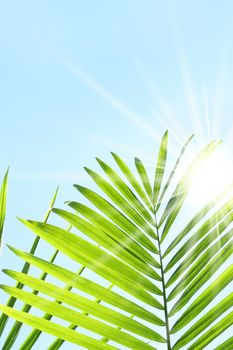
[0,132,232,350]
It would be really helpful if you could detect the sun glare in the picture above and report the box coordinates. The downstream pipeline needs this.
[189,151,233,206]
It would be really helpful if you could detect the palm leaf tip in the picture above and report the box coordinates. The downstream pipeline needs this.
[83,166,93,175]
[2,269,12,277]
[0,168,9,249]
[134,157,153,200]
[16,216,28,225]
[6,244,19,255]
[153,130,168,206]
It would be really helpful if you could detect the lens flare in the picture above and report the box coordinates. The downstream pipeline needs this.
[189,151,233,205]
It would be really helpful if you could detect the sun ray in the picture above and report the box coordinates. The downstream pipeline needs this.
[135,61,186,147]
[212,47,229,140]
[10,18,163,146]
[34,38,163,144]
[178,52,206,146]
[149,108,184,151]
[202,86,211,142]
[86,133,153,164]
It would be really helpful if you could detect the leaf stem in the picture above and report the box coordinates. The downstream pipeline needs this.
[155,214,171,350]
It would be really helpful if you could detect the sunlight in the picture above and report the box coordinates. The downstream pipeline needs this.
[189,151,233,205]
[36,39,162,143]
[135,61,185,147]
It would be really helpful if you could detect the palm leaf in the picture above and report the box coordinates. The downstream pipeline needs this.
[0,305,121,350]
[135,157,153,200]
[0,187,59,349]
[214,336,233,349]
[185,312,233,350]
[1,133,232,350]
[0,168,9,253]
[153,130,168,206]
[172,293,233,349]
[96,157,153,222]
[155,134,194,212]
[111,151,153,211]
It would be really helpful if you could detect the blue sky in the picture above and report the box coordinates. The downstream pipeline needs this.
[0,1,233,349]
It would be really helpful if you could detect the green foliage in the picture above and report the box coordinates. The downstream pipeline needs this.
[0,133,232,350]
[0,168,8,253]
